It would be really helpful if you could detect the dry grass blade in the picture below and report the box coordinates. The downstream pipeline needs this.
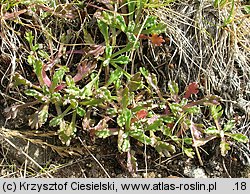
[0,132,53,178]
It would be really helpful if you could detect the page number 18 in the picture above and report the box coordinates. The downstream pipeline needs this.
[235,182,247,190]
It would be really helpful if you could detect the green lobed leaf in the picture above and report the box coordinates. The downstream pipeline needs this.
[121,137,130,152]
[147,119,163,132]
[76,106,86,117]
[106,68,123,86]
[223,120,235,132]
[204,126,219,135]
[127,0,136,22]
[58,120,76,146]
[50,92,62,103]
[227,133,249,143]
[64,88,80,97]
[95,129,113,138]
[117,114,126,127]
[180,98,188,106]
[169,103,182,115]
[80,99,104,106]
[69,99,78,109]
[163,126,171,137]
[28,56,44,86]
[38,50,50,60]
[116,15,127,32]
[80,77,97,99]
[126,32,137,43]
[118,130,130,152]
[12,73,33,87]
[97,20,109,45]
[102,11,113,25]
[141,22,166,34]
[111,55,129,65]
[185,106,200,114]
[107,108,117,117]
[143,16,157,29]
[49,116,63,127]
[127,21,135,33]
[183,147,195,158]
[66,75,75,88]
[24,89,44,100]
[161,115,176,123]
[105,45,113,59]
[210,105,223,120]
[83,28,95,44]
[128,72,143,92]
[184,138,193,145]
[124,108,132,130]
[129,129,152,145]
[25,31,34,48]
[38,104,49,126]
[140,67,149,77]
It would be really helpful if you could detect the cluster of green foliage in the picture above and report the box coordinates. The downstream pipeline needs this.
[5,0,249,173]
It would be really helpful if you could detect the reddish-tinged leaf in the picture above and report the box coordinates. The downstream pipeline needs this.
[131,110,148,123]
[73,60,97,82]
[136,109,148,119]
[42,67,51,87]
[149,34,165,46]
[54,84,66,92]
[184,82,199,99]
[88,45,105,57]
[138,34,149,39]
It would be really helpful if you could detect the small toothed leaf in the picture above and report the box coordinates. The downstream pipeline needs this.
[210,105,223,120]
[223,120,235,132]
[184,82,199,99]
[49,116,63,127]
[76,106,86,117]
[154,141,176,157]
[149,34,165,46]
[58,120,76,146]
[183,147,195,158]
